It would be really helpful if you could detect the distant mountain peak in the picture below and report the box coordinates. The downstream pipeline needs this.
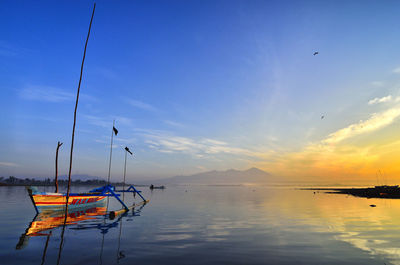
[159,167,272,184]
[245,167,268,173]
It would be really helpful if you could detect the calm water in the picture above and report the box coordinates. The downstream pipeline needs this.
[1,185,399,264]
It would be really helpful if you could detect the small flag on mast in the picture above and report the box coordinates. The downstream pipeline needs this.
[113,126,118,136]
[125,147,133,155]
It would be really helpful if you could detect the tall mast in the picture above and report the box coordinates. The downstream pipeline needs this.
[66,3,96,202]
[58,4,96,265]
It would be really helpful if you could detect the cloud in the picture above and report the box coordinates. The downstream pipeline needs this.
[196,165,207,171]
[368,95,392,105]
[163,120,185,128]
[202,139,227,146]
[252,104,400,179]
[370,81,384,87]
[0,162,19,167]
[0,49,17,57]
[323,106,400,144]
[83,115,110,128]
[93,67,118,79]
[83,115,133,128]
[19,85,74,102]
[114,116,133,126]
[127,99,157,112]
[142,131,259,159]
[393,67,400,74]
[0,41,21,57]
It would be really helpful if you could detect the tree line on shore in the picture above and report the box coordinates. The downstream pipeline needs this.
[0,176,127,186]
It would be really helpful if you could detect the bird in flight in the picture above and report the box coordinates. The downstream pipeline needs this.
[321,115,324,119]
[313,51,319,56]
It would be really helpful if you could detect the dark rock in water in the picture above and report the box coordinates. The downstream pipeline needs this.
[369,204,376,207]
[305,185,400,199]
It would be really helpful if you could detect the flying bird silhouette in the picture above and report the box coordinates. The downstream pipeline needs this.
[313,51,319,56]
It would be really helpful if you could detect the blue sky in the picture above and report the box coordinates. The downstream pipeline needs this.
[2,1,400,183]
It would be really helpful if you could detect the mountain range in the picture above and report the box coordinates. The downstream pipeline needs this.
[153,167,272,185]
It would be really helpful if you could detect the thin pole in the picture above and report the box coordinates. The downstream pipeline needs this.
[122,149,127,202]
[116,217,124,263]
[40,231,52,265]
[107,120,115,185]
[105,120,116,214]
[99,232,105,265]
[106,120,115,212]
[66,3,96,201]
[57,4,96,265]
[55,141,63,193]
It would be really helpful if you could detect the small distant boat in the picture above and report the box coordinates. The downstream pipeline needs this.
[149,185,165,190]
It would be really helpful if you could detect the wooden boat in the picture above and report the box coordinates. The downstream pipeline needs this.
[27,185,147,213]
[27,186,107,212]
[24,4,148,216]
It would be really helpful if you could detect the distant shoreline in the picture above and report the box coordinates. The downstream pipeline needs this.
[0,176,138,187]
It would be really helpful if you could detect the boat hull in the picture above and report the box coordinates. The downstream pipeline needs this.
[32,194,106,207]
[27,187,106,212]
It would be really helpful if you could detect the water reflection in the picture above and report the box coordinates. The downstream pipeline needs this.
[4,186,400,264]
[16,203,106,249]
[13,197,146,265]
[266,189,400,265]
[16,203,108,265]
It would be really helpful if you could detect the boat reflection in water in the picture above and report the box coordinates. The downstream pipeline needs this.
[16,197,149,244]
[16,201,107,249]
[16,200,147,263]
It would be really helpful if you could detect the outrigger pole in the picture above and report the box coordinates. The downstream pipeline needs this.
[107,146,147,217]
[101,126,147,216]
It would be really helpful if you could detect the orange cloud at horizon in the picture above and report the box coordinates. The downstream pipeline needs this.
[253,105,400,185]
